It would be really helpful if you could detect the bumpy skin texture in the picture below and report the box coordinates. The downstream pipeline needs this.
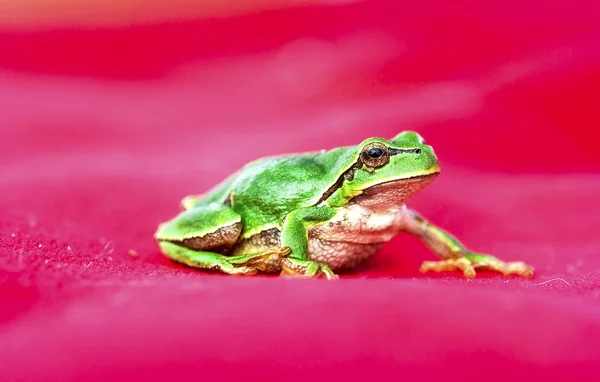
[155,131,533,279]
[155,132,439,276]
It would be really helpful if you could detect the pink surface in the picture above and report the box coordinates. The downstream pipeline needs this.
[1,1,600,380]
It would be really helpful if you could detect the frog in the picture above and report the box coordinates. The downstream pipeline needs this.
[154,131,534,280]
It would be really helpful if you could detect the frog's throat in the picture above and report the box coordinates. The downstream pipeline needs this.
[365,171,439,189]
[355,166,440,192]
[348,171,440,208]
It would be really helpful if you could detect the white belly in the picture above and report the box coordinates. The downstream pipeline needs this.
[307,204,410,270]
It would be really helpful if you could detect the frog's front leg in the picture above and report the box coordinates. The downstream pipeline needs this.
[402,209,534,278]
[279,206,339,280]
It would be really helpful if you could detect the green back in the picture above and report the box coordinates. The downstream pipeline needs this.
[195,131,439,235]
[229,147,356,233]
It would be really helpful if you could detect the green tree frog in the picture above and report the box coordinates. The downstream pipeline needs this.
[155,131,534,280]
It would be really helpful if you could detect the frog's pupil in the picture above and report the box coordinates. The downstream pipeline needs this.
[367,147,383,158]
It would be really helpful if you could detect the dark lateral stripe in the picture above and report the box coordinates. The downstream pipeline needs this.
[389,147,421,155]
[313,146,421,206]
[314,160,362,205]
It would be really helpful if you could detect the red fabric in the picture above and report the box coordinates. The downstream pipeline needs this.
[1,1,600,380]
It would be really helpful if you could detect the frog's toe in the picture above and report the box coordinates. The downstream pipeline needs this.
[247,246,292,273]
[495,261,535,278]
[228,266,259,276]
[420,258,476,278]
[268,246,292,259]
[318,265,339,280]
[279,258,339,280]
[420,254,534,279]
[465,254,535,278]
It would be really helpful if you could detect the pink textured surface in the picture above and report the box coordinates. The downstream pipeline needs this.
[1,1,600,380]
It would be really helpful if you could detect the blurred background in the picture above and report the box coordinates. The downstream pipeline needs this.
[1,1,600,381]
[2,0,598,171]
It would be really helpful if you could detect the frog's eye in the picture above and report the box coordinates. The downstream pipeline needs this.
[367,147,383,158]
[361,142,389,168]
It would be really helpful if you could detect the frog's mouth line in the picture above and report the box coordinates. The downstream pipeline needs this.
[355,171,440,203]
[364,170,440,190]
[401,171,440,184]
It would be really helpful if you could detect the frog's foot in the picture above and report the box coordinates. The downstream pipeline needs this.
[159,242,289,276]
[228,246,292,273]
[280,258,339,280]
[419,253,534,279]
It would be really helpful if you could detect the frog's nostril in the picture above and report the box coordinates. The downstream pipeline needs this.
[415,148,422,154]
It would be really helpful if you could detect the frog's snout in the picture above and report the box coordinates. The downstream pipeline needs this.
[420,144,440,172]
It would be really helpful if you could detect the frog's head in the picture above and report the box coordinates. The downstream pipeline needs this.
[333,131,440,208]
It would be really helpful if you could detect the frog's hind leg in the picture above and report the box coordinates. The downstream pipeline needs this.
[155,203,290,276]
[158,241,290,275]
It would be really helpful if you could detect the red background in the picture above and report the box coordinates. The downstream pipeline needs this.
[1,1,600,380]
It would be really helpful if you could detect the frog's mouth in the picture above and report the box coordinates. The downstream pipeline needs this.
[350,172,440,208]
